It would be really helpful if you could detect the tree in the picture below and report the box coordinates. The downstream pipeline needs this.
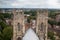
[3,27,13,40]
[48,20,57,28]
[27,16,31,23]
[48,11,56,19]
[0,13,12,19]
[0,14,5,21]
[0,13,13,40]
[0,21,8,31]
[57,22,60,26]
[48,31,55,40]
[0,31,3,40]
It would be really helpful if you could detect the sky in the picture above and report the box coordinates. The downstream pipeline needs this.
[0,0,60,9]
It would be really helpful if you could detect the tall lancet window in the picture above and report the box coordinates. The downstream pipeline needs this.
[38,24,40,30]
[40,23,44,31]
[18,23,20,31]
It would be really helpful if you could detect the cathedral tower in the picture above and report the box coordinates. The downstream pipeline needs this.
[36,9,48,40]
[12,9,25,40]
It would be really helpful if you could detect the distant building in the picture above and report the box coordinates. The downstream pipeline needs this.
[0,9,12,14]
[5,18,12,25]
[55,13,60,22]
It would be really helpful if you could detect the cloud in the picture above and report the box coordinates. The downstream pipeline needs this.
[46,0,60,8]
[11,0,47,8]
[0,0,60,9]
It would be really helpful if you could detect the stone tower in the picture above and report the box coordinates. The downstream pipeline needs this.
[12,9,25,40]
[36,9,48,40]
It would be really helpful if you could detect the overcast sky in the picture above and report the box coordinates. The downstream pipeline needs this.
[0,0,60,9]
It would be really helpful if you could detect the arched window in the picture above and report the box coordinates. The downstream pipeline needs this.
[17,37,21,40]
[18,23,20,31]
[38,24,40,29]
[17,23,23,31]
[41,23,43,31]
[38,23,43,31]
